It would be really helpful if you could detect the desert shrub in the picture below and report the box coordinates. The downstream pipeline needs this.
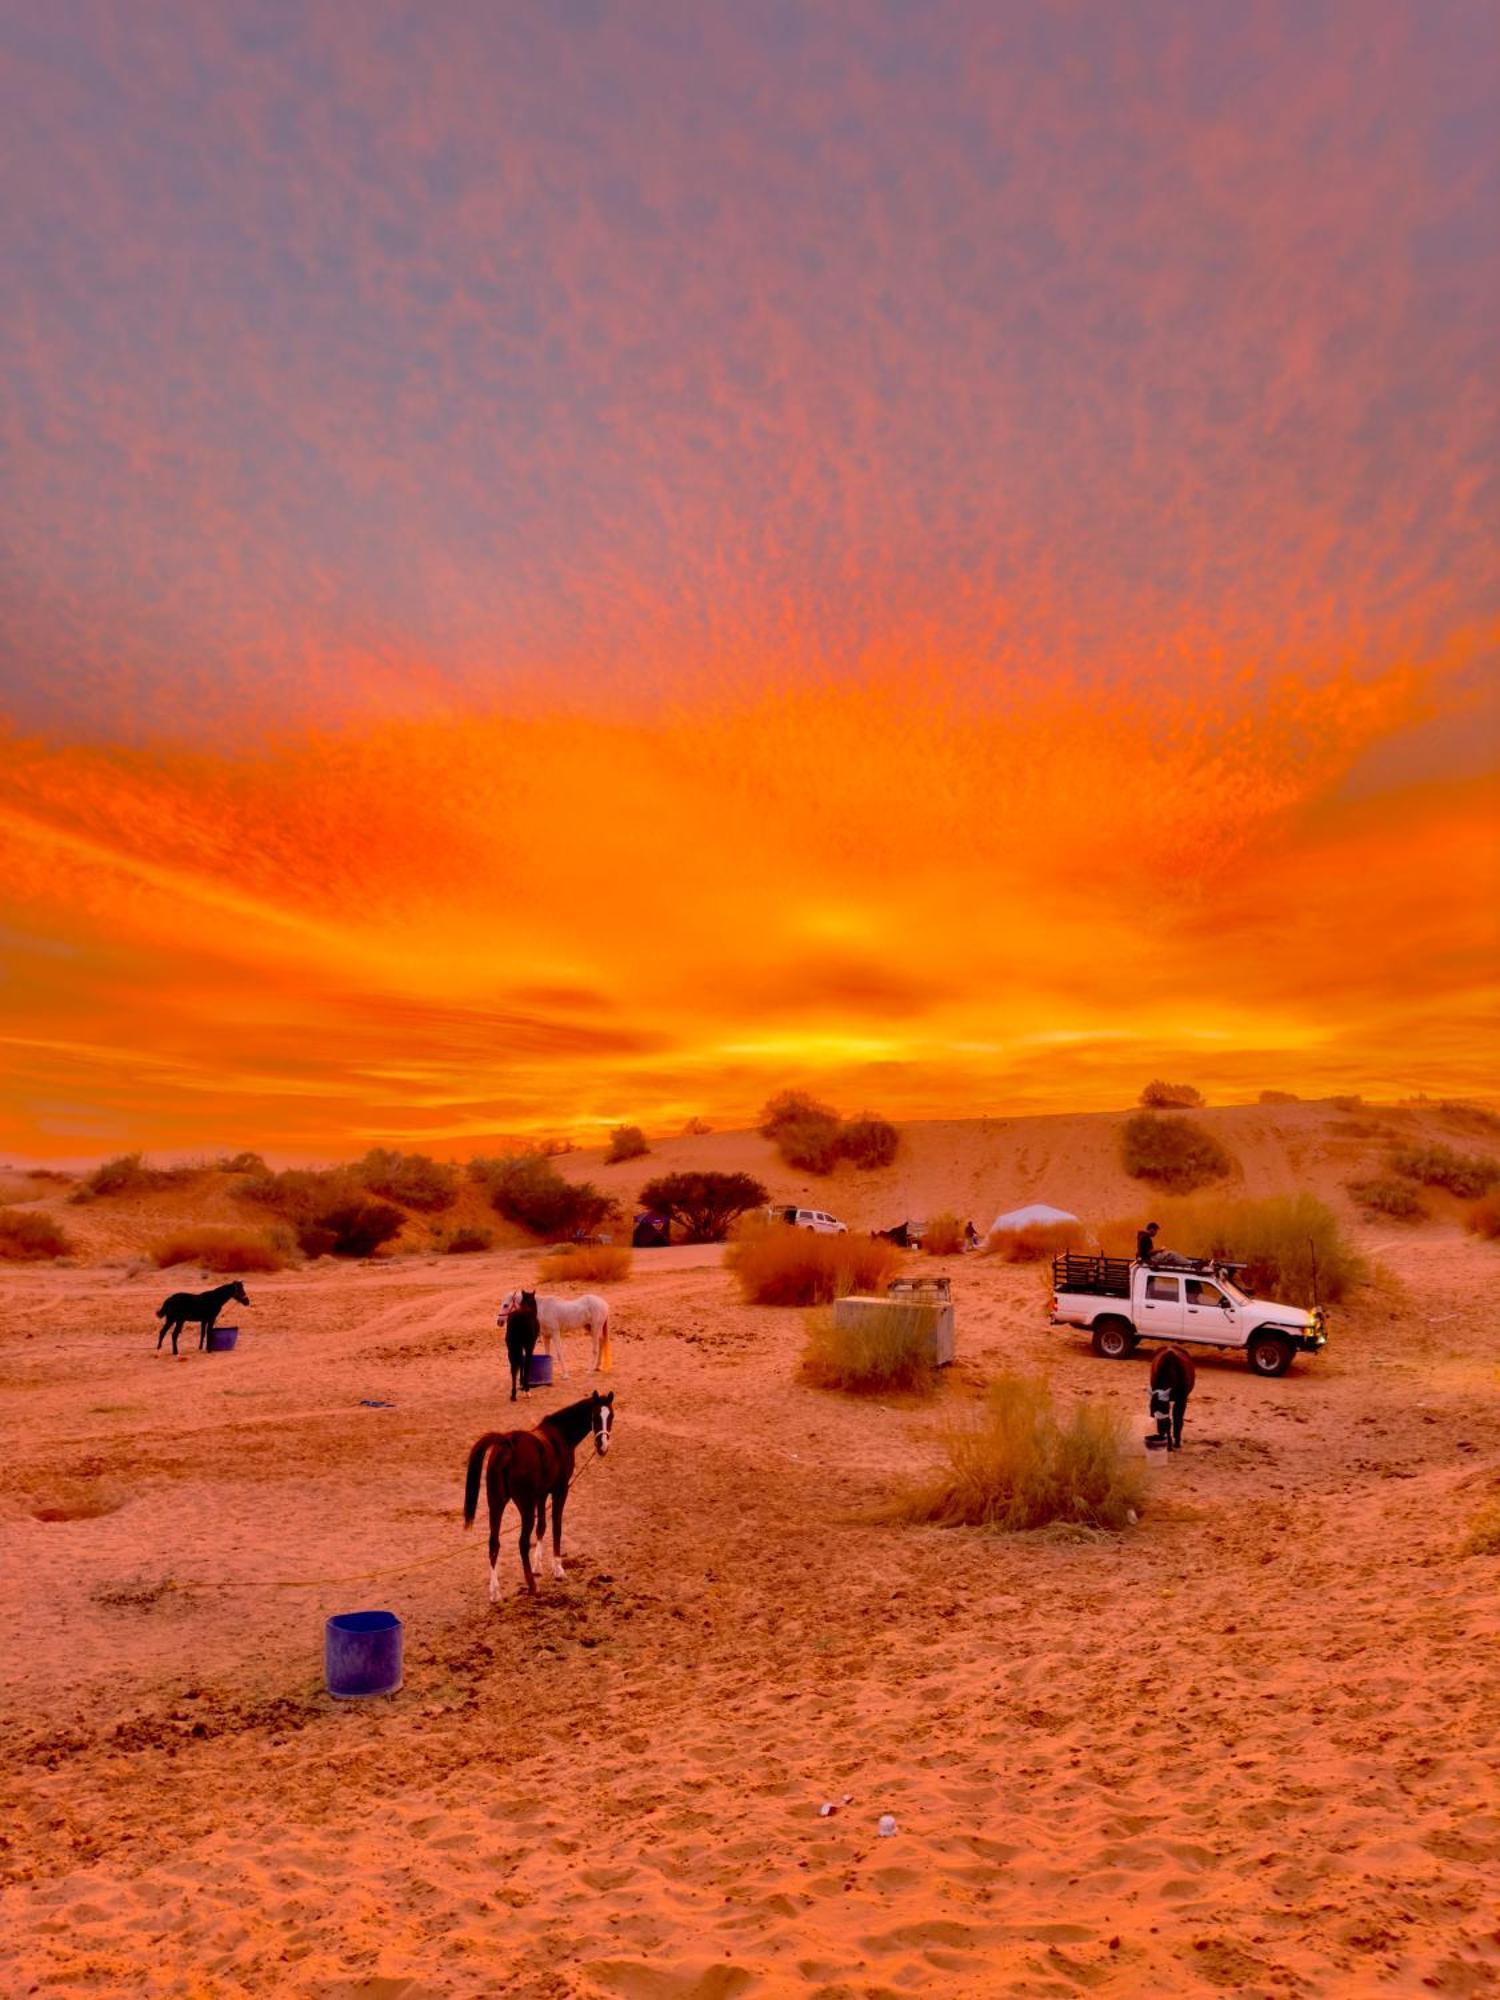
[900,1374,1144,1532]
[1390,1143,1500,1199]
[78,1153,192,1199]
[1347,1178,1428,1222]
[922,1212,967,1256]
[444,1226,494,1254]
[1432,1100,1500,1137]
[1121,1112,1234,1194]
[537,1243,633,1283]
[296,1199,404,1259]
[355,1148,458,1212]
[1258,1090,1301,1105]
[1327,1094,1364,1113]
[987,1220,1088,1262]
[638,1170,767,1243]
[760,1089,839,1139]
[1463,1196,1500,1241]
[236,1166,355,1218]
[604,1125,650,1165]
[1160,1193,1364,1305]
[0,1210,76,1260]
[774,1115,843,1174]
[149,1226,288,1273]
[1139,1080,1205,1109]
[729,1229,902,1306]
[838,1114,900,1169]
[468,1154,614,1238]
[682,1116,713,1136]
[216,1151,268,1175]
[799,1303,938,1395]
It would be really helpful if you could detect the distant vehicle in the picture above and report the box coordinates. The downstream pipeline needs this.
[766,1205,848,1235]
[1049,1253,1327,1377]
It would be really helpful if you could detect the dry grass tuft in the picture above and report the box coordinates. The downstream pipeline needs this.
[537,1243,633,1283]
[0,1210,76,1261]
[1463,1195,1500,1242]
[922,1211,967,1256]
[1462,1501,1500,1557]
[149,1226,290,1273]
[799,1304,938,1395]
[1258,1090,1301,1105]
[1347,1177,1428,1222]
[1121,1112,1234,1193]
[1390,1143,1500,1200]
[900,1374,1144,1532]
[986,1220,1088,1262]
[443,1226,494,1254]
[1161,1193,1363,1305]
[75,1153,197,1200]
[729,1228,903,1306]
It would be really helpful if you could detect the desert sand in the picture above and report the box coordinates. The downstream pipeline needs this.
[3,1104,1498,1997]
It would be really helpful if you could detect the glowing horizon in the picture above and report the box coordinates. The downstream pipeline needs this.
[1,4,1496,1162]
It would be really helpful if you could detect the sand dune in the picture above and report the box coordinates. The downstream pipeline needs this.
[3,1108,1498,1995]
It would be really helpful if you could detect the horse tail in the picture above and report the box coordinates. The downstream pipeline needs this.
[463,1433,509,1527]
[155,1300,169,1318]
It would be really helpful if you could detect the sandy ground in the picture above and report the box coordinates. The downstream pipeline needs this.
[3,1110,1499,1997]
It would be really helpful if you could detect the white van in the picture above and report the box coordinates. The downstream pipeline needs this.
[766,1205,848,1235]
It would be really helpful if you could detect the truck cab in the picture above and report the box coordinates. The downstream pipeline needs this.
[1050,1254,1327,1377]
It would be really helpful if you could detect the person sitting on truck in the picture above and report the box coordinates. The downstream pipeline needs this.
[1137,1222,1160,1263]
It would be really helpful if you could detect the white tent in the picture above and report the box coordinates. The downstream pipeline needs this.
[988,1202,1079,1233]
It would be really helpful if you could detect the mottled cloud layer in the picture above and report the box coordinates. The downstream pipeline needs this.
[0,3,1495,1153]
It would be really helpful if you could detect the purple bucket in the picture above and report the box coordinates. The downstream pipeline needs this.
[207,1324,239,1352]
[325,1610,403,1699]
[527,1351,554,1389]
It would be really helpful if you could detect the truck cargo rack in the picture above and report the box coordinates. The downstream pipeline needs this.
[1052,1253,1132,1298]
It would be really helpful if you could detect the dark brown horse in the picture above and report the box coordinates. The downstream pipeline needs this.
[504,1290,540,1401]
[156,1279,249,1355]
[463,1391,614,1602]
[1149,1346,1196,1449]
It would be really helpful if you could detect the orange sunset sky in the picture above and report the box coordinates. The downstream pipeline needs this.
[1,3,1496,1161]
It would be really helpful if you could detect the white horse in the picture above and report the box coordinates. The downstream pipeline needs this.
[536,1292,612,1374]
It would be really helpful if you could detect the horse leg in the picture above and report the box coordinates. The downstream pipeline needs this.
[550,1328,569,1380]
[549,1483,567,1580]
[487,1493,507,1605]
[156,1319,168,1351]
[171,1320,182,1356]
[517,1500,538,1594]
[534,1494,548,1561]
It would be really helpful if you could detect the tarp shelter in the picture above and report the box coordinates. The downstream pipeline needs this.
[988,1202,1079,1233]
[632,1211,671,1249]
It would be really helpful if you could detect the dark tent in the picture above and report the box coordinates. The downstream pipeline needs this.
[632,1211,671,1249]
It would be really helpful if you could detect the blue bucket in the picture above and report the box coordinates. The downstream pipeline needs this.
[325,1610,403,1699]
[527,1351,554,1389]
[207,1324,239,1352]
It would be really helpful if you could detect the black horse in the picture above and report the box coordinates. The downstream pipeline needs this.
[463,1391,615,1601]
[1148,1346,1196,1450]
[505,1290,540,1401]
[155,1279,250,1355]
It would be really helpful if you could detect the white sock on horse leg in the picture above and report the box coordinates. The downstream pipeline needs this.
[487,1562,500,1604]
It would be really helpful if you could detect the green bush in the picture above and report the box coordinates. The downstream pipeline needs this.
[1121,1112,1233,1194]
[760,1089,839,1139]
[604,1125,650,1164]
[216,1151,269,1175]
[444,1226,494,1254]
[0,1210,76,1260]
[839,1114,900,1169]
[775,1115,843,1174]
[1390,1144,1500,1200]
[77,1153,193,1199]
[1161,1193,1364,1305]
[1347,1177,1428,1222]
[467,1154,613,1238]
[1139,1080,1205,1109]
[355,1148,459,1212]
[901,1374,1144,1532]
[1258,1090,1301,1105]
[297,1199,404,1259]
[639,1170,768,1243]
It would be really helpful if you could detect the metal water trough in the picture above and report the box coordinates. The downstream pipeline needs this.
[832,1287,955,1366]
[527,1351,554,1388]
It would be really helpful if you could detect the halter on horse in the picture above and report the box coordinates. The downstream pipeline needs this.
[462,1391,615,1601]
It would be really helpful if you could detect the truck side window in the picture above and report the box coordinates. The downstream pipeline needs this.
[1146,1274,1179,1302]
[1186,1280,1225,1307]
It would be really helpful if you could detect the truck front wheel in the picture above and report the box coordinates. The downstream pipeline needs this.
[1247,1331,1293,1377]
[1092,1318,1136,1360]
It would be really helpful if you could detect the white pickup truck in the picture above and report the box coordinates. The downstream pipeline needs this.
[1050,1254,1327,1377]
